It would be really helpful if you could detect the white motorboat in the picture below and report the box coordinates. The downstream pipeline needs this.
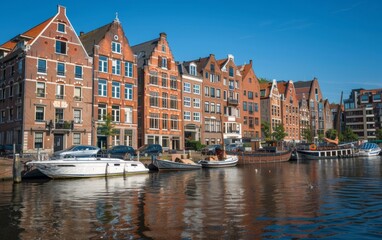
[357,143,381,157]
[26,156,149,179]
[198,155,238,168]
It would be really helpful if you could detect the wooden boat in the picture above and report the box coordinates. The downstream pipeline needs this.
[153,157,202,170]
[26,156,149,179]
[357,142,381,157]
[236,149,292,164]
[198,155,238,168]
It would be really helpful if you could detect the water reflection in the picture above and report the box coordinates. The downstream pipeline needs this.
[0,157,381,239]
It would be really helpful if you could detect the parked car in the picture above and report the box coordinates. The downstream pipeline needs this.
[137,144,163,157]
[225,143,245,152]
[106,145,136,159]
[201,144,222,155]
[53,145,100,158]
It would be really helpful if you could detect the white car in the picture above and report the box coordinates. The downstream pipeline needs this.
[53,145,100,159]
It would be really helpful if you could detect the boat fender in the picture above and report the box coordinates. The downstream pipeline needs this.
[309,144,317,151]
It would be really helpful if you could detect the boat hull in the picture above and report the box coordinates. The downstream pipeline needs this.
[357,143,381,157]
[237,150,292,164]
[198,155,238,168]
[154,158,202,170]
[26,158,149,179]
[297,148,355,160]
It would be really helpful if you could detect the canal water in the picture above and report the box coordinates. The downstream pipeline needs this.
[1,157,382,239]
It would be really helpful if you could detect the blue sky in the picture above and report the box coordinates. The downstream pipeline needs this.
[1,0,381,103]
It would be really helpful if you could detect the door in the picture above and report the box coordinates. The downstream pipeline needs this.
[54,134,64,152]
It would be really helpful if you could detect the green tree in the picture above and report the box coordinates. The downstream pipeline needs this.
[272,124,288,141]
[302,128,313,143]
[98,114,117,149]
[325,129,338,140]
[376,129,382,140]
[261,121,271,141]
[258,77,271,83]
[341,127,358,142]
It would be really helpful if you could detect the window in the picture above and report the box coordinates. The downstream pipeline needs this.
[98,104,107,121]
[124,84,133,100]
[124,61,133,77]
[170,95,177,109]
[193,84,200,94]
[205,102,209,112]
[124,107,133,123]
[112,81,120,98]
[99,56,108,73]
[149,113,159,129]
[112,59,121,75]
[36,82,45,97]
[229,66,234,77]
[150,92,159,107]
[35,106,44,121]
[162,73,168,87]
[17,106,22,120]
[161,57,167,68]
[216,89,221,98]
[160,113,168,130]
[248,91,254,99]
[98,79,107,96]
[75,66,82,79]
[193,98,200,108]
[190,64,197,76]
[57,62,65,76]
[74,87,82,101]
[210,87,215,98]
[184,111,191,121]
[170,76,177,89]
[57,23,65,33]
[55,108,64,123]
[55,40,67,54]
[37,59,47,73]
[216,104,221,113]
[73,133,81,145]
[193,112,200,122]
[171,115,179,130]
[112,106,120,122]
[112,42,121,53]
[74,109,82,124]
[183,82,191,93]
[34,132,43,149]
[162,44,166,52]
[204,86,209,97]
[162,93,168,108]
[56,84,64,99]
[150,71,158,85]
[210,103,215,113]
[254,103,259,112]
[243,101,247,111]
[184,97,191,107]
[124,129,133,146]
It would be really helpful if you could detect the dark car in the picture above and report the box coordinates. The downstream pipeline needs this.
[201,144,222,155]
[107,145,136,159]
[137,144,163,157]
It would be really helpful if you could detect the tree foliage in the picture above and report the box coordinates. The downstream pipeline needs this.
[261,121,271,141]
[340,127,358,142]
[376,128,382,140]
[272,124,288,141]
[98,114,117,148]
[302,128,313,143]
[325,129,337,140]
[258,77,271,83]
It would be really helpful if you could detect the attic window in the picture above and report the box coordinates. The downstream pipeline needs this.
[112,42,121,54]
[162,44,166,52]
[57,23,65,33]
[55,40,67,54]
[189,64,197,76]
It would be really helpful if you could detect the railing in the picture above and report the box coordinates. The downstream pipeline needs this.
[227,98,238,105]
[55,120,73,129]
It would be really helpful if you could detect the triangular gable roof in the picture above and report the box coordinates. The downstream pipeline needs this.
[131,38,160,68]
[0,17,53,52]
[79,23,112,56]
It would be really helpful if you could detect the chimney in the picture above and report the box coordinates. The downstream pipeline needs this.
[159,32,167,40]
[80,31,84,36]
[249,60,253,66]
[58,5,66,15]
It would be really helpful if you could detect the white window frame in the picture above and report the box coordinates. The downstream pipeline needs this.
[184,111,191,121]
[112,41,121,53]
[184,97,191,107]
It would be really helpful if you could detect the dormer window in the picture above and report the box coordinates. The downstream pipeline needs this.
[57,23,65,33]
[189,64,197,76]
[112,41,121,53]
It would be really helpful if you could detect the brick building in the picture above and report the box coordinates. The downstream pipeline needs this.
[79,17,138,149]
[239,60,261,142]
[132,33,183,150]
[0,6,92,153]
[260,80,282,134]
[277,80,300,142]
[299,94,310,142]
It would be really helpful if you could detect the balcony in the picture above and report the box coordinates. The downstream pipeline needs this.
[55,120,73,129]
[227,98,238,106]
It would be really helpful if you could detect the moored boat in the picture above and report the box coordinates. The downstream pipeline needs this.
[198,155,238,168]
[26,157,149,179]
[236,149,292,164]
[357,142,381,157]
[296,143,355,160]
[153,157,202,170]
